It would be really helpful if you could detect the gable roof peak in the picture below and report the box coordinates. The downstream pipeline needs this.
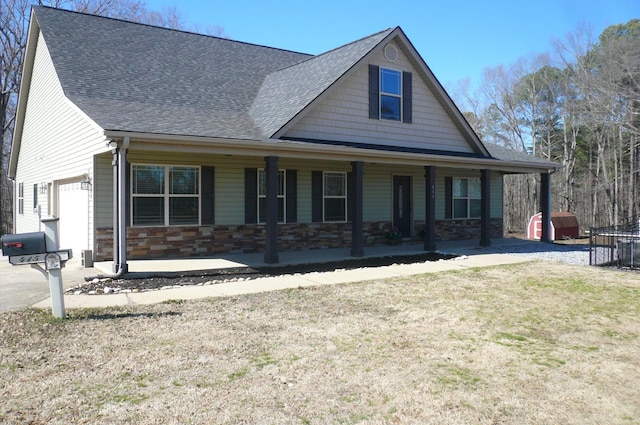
[316,27,395,57]
[249,27,397,137]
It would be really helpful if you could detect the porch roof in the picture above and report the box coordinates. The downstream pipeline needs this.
[105,130,558,173]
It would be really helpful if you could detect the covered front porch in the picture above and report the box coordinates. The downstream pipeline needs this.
[102,136,556,272]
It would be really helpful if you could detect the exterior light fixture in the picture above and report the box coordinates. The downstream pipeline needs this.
[39,182,47,194]
[80,173,91,190]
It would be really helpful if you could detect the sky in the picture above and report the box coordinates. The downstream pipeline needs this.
[144,0,639,90]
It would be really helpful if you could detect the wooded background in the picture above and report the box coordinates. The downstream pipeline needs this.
[452,20,640,233]
[1,1,638,235]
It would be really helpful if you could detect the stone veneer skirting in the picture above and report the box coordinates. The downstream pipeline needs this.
[95,219,503,261]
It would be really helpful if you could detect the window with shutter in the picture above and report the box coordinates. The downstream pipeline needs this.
[131,164,200,226]
[312,171,352,223]
[246,168,297,224]
[369,66,412,123]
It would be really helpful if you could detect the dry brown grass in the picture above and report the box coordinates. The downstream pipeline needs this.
[1,261,639,424]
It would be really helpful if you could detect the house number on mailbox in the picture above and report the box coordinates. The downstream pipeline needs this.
[10,254,46,265]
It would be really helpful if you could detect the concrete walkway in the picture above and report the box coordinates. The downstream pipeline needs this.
[29,238,537,311]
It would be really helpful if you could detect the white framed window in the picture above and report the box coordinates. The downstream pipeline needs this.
[453,177,481,219]
[258,169,286,223]
[323,172,347,222]
[18,183,24,215]
[380,67,402,121]
[131,164,200,226]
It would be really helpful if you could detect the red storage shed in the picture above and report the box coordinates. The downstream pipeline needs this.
[528,212,579,240]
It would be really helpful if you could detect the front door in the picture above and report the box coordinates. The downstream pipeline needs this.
[393,176,411,237]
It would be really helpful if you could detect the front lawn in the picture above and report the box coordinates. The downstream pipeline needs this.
[1,262,638,424]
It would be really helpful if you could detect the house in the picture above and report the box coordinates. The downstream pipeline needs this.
[9,6,557,272]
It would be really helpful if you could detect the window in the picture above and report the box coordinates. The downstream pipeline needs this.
[131,165,200,226]
[369,65,412,123]
[380,68,402,121]
[18,183,24,215]
[258,169,285,223]
[453,178,481,219]
[33,184,38,213]
[324,172,347,222]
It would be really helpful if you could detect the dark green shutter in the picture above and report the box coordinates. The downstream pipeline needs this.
[347,171,354,222]
[201,166,215,225]
[286,169,297,223]
[402,71,412,123]
[369,65,380,119]
[311,171,323,222]
[125,160,130,226]
[445,176,452,219]
[244,168,257,224]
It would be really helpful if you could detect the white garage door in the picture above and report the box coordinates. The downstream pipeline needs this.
[58,182,89,256]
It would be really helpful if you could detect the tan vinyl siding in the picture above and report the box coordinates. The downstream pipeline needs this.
[491,174,504,219]
[363,164,393,221]
[283,42,474,154]
[14,32,107,252]
[94,154,113,228]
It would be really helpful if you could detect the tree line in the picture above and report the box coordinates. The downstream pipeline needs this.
[452,20,640,234]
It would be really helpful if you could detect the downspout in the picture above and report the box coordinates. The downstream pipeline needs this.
[540,167,558,243]
[118,136,130,274]
[85,136,129,281]
[112,140,119,273]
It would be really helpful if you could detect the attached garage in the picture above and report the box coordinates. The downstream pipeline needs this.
[58,180,90,257]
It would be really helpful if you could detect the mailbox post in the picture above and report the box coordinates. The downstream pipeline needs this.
[1,217,72,319]
[42,217,65,319]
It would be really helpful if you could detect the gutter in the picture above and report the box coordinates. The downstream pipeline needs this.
[103,131,558,174]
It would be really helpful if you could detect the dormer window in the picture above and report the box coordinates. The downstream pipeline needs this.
[369,64,412,123]
[380,68,402,121]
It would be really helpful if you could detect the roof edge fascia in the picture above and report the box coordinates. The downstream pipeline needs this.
[104,131,556,174]
[9,8,40,179]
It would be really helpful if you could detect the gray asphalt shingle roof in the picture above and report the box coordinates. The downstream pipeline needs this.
[249,29,394,137]
[34,6,313,139]
[484,143,557,168]
[33,6,391,140]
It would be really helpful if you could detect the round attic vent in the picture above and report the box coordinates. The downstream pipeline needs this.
[384,44,398,62]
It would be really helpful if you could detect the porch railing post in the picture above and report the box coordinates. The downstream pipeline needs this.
[540,172,552,243]
[351,161,364,257]
[424,165,436,251]
[264,156,279,264]
[480,169,491,247]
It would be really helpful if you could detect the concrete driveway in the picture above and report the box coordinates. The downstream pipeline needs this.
[0,255,96,313]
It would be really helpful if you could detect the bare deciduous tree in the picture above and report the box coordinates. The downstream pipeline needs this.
[454,20,639,233]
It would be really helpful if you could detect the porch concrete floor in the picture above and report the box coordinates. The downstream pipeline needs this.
[93,237,540,275]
